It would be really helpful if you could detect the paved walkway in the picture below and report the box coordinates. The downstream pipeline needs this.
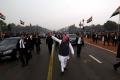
[84,38,118,53]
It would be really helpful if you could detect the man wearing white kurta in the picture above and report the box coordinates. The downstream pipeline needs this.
[52,35,74,74]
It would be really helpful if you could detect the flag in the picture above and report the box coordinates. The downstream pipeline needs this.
[87,16,92,23]
[30,23,32,27]
[110,6,120,18]
[82,19,84,23]
[79,22,83,27]
[79,22,82,27]
[20,20,25,25]
[0,13,6,20]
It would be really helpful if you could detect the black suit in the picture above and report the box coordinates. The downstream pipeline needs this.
[104,34,110,46]
[34,36,41,54]
[17,38,29,66]
[114,42,120,71]
[76,37,83,57]
[46,36,53,54]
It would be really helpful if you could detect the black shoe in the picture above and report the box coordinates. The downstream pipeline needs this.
[61,71,64,75]
[64,67,66,71]
[21,64,26,67]
[25,63,29,66]
[77,55,80,58]
[113,65,117,71]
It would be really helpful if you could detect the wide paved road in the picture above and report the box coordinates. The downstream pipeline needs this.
[0,39,120,80]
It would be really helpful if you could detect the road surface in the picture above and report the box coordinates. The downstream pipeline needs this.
[0,39,120,80]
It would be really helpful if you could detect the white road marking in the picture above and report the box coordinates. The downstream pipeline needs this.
[86,42,116,54]
[89,55,102,64]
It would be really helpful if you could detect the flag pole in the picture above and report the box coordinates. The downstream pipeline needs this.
[117,13,120,36]
[91,17,93,39]
[118,13,120,32]
[117,13,120,50]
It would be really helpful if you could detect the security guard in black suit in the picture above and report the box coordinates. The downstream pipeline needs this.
[76,34,84,57]
[113,42,120,71]
[46,32,53,54]
[17,35,29,67]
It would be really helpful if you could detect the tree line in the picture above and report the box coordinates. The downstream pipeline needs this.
[58,20,120,34]
[0,20,50,35]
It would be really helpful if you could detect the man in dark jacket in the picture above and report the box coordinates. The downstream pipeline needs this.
[113,41,120,71]
[34,35,41,54]
[76,33,84,57]
[104,32,110,46]
[113,33,120,71]
[46,32,53,54]
[17,34,29,67]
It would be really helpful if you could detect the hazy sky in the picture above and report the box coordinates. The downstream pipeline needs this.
[0,0,120,30]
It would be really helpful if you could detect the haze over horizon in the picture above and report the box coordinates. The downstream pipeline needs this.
[0,0,120,30]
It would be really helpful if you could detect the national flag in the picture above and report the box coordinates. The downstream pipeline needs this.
[79,22,83,27]
[20,20,25,25]
[0,12,6,20]
[110,6,120,18]
[87,16,92,23]
[82,19,84,23]
[30,23,32,27]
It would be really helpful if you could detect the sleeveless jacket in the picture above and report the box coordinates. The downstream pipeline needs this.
[59,41,69,56]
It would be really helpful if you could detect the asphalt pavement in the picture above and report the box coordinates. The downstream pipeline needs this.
[53,42,120,80]
[0,39,120,80]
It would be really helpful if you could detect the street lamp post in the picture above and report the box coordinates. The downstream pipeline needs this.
[118,13,120,32]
